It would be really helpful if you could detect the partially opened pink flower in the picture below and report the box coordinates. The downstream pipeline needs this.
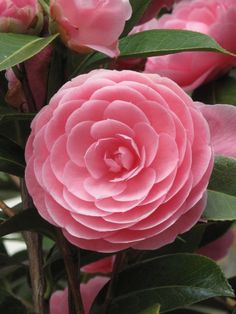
[50,0,132,57]
[0,0,43,34]
[145,0,236,91]
[25,69,215,252]
[49,276,109,314]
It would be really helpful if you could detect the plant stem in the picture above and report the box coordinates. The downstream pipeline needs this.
[21,180,49,314]
[0,199,15,217]
[13,64,37,112]
[56,229,84,314]
[102,251,126,314]
[38,0,50,15]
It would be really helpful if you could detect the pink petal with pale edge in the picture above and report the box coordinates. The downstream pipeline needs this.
[199,104,236,158]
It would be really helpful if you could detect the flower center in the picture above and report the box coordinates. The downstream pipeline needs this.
[104,146,134,173]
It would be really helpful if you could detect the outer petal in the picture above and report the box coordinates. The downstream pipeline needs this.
[199,104,236,158]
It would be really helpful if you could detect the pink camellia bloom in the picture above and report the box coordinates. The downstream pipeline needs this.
[145,0,236,91]
[0,0,43,34]
[197,229,235,261]
[49,276,109,314]
[50,0,132,58]
[25,69,215,253]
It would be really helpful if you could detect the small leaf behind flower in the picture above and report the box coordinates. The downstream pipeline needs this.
[0,207,56,239]
[208,156,236,197]
[203,190,236,220]
[0,135,25,177]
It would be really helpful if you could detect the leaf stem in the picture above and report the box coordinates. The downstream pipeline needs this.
[56,229,84,314]
[13,64,37,113]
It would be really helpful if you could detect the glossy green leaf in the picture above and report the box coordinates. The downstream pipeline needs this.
[0,33,58,71]
[203,190,236,221]
[0,289,27,314]
[74,29,233,75]
[208,156,236,197]
[121,0,152,37]
[0,135,25,176]
[91,254,233,314]
[119,29,233,59]
[0,208,56,239]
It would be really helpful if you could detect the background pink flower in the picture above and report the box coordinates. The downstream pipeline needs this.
[0,0,43,34]
[49,276,109,314]
[25,69,214,253]
[197,229,235,261]
[81,256,114,274]
[50,0,132,57]
[145,0,236,91]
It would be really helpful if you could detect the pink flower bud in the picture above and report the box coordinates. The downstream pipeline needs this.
[0,0,44,34]
[50,0,132,57]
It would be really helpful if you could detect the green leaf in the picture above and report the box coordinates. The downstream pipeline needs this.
[0,135,25,177]
[0,112,34,124]
[208,156,236,197]
[91,254,234,314]
[193,74,236,105]
[121,0,152,37]
[73,29,233,75]
[140,304,160,314]
[119,29,233,59]
[0,33,58,71]
[203,190,236,221]
[0,208,56,239]
[0,289,27,314]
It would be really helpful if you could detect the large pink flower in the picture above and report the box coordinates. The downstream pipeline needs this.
[0,0,43,34]
[145,0,236,91]
[50,0,132,58]
[25,70,214,253]
[49,276,109,314]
